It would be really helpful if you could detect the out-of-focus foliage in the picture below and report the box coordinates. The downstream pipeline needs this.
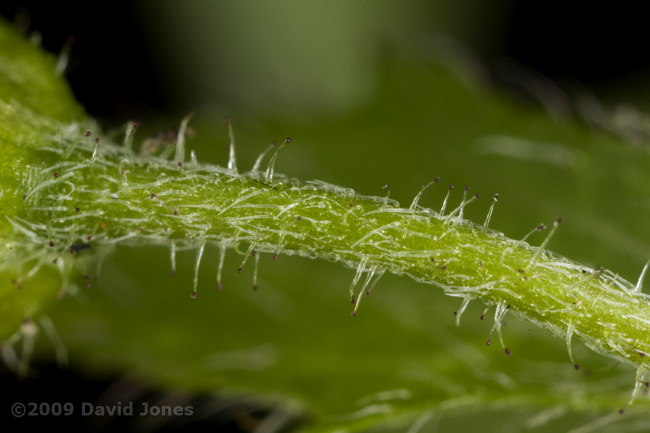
[3,2,650,431]
[50,60,650,432]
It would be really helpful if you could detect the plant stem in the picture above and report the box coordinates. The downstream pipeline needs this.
[3,99,650,374]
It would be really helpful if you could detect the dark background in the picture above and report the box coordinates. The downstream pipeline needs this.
[1,1,649,126]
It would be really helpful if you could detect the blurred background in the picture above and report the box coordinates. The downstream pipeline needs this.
[3,1,650,123]
[2,1,650,432]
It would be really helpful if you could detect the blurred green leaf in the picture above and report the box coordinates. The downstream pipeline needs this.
[50,57,650,431]
[3,11,650,432]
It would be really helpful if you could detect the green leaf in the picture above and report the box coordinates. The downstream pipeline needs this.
[0,19,86,339]
[2,17,650,433]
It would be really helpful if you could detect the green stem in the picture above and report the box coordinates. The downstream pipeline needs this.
[2,98,650,375]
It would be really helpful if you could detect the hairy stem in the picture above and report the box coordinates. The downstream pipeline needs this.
[2,97,650,377]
